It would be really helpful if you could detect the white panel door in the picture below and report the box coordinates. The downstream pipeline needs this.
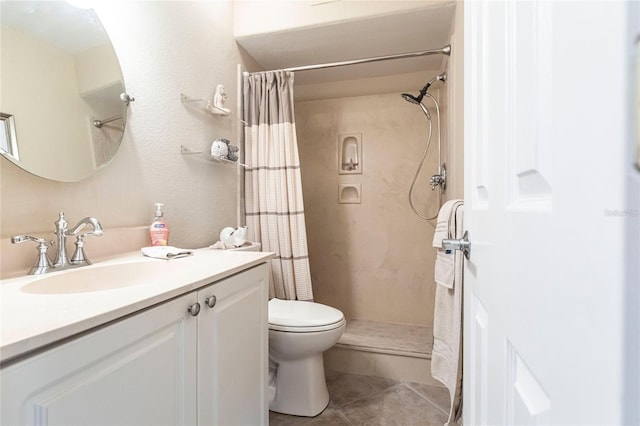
[463,1,636,424]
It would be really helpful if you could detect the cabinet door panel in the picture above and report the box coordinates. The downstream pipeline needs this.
[1,293,198,426]
[198,264,269,426]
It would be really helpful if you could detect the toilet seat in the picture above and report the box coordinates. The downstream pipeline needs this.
[268,299,345,333]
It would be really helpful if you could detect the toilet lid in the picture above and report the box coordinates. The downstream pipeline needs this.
[268,299,344,331]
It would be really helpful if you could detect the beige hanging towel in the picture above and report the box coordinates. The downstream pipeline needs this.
[431,199,464,425]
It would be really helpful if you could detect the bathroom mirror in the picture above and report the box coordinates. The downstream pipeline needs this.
[0,1,128,182]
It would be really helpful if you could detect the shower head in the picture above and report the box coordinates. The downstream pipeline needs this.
[401,92,432,118]
[401,72,447,106]
[401,82,430,105]
[401,93,422,105]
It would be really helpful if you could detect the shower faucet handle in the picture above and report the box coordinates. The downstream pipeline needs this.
[430,164,447,191]
[430,174,443,189]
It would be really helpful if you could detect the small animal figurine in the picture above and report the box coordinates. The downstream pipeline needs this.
[211,84,230,115]
[227,145,239,162]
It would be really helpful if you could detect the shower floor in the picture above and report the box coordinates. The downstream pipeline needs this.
[336,319,433,358]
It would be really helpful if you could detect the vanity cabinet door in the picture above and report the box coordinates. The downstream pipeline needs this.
[197,263,269,426]
[0,292,198,426]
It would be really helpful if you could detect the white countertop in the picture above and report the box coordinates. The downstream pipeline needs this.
[0,248,274,364]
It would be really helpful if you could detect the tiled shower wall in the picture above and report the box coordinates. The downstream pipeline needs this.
[295,91,445,326]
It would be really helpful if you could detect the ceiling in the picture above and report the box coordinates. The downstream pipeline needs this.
[0,1,108,55]
[235,2,456,99]
[2,1,456,100]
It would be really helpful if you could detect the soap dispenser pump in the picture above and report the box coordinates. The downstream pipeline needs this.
[149,203,169,246]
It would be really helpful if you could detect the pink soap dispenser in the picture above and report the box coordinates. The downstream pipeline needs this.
[149,203,169,246]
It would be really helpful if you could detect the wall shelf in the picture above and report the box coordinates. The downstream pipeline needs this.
[179,93,247,125]
[180,145,248,168]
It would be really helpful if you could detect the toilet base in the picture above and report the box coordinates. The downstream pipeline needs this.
[269,353,329,417]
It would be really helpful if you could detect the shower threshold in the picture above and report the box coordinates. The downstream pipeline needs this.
[336,319,433,359]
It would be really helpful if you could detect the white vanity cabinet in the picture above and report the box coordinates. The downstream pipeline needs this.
[0,263,269,426]
[197,263,269,425]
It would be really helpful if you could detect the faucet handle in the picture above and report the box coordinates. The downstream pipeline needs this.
[70,234,94,266]
[11,235,47,245]
[69,225,102,266]
[11,235,53,275]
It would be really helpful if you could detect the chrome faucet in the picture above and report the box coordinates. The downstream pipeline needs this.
[11,212,103,275]
[10,235,53,275]
[67,216,104,266]
[53,212,70,267]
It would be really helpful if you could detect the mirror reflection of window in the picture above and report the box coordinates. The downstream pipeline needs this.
[0,113,19,161]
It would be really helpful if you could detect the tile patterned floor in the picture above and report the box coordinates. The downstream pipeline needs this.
[269,371,450,426]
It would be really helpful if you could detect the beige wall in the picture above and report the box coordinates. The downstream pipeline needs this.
[443,0,464,200]
[296,91,446,326]
[1,27,95,180]
[1,1,259,277]
[74,44,122,95]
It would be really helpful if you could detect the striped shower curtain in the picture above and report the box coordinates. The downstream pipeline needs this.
[243,71,314,301]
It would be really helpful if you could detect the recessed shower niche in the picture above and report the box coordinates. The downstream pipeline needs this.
[338,133,362,175]
[338,184,361,204]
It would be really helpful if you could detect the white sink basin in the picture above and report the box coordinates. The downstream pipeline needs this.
[21,261,194,295]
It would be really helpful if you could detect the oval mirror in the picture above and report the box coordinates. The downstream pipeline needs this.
[0,1,129,182]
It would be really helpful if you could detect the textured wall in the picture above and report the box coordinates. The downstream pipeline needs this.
[1,1,259,274]
[441,0,464,201]
[296,92,445,326]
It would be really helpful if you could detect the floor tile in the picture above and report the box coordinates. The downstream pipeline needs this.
[269,408,349,426]
[340,384,448,426]
[270,372,448,425]
[326,371,398,408]
[304,408,351,425]
[269,410,307,426]
[405,382,451,414]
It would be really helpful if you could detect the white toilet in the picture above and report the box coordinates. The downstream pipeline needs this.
[268,298,346,417]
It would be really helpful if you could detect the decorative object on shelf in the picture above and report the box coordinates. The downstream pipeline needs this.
[180,145,248,168]
[212,84,231,115]
[211,138,230,159]
[180,85,247,122]
[227,145,239,162]
[210,138,240,162]
[212,226,249,249]
[338,133,362,175]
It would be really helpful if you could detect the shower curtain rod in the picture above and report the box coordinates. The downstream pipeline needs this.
[247,44,451,74]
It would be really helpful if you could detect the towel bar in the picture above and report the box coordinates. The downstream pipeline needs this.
[442,230,471,260]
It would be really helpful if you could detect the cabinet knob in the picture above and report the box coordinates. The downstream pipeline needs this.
[204,295,217,308]
[187,302,201,317]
